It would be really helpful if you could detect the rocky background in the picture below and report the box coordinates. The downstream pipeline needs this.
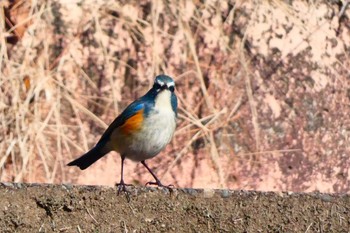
[1,0,350,193]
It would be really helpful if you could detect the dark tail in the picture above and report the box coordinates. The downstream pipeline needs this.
[67,142,110,170]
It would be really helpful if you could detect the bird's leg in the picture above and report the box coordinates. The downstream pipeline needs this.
[116,156,132,194]
[141,160,174,189]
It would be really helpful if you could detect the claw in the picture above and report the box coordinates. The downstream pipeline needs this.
[145,180,174,191]
[116,181,133,195]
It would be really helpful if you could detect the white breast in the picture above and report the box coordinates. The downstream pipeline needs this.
[124,90,176,161]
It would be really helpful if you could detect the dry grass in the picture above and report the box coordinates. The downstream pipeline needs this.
[0,0,249,186]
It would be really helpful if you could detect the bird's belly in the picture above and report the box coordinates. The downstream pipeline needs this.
[112,110,176,161]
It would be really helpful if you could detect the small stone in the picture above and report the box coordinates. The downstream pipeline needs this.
[221,190,231,198]
[203,189,215,198]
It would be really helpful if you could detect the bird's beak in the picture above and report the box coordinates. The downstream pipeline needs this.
[160,85,168,91]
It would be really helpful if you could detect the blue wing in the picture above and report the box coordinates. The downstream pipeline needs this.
[97,100,145,144]
[171,93,178,117]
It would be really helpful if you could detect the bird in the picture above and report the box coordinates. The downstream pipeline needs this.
[67,75,177,193]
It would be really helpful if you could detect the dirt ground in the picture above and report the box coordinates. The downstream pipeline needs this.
[0,183,349,232]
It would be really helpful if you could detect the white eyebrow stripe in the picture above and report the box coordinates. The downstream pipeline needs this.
[156,80,165,86]
[166,81,175,87]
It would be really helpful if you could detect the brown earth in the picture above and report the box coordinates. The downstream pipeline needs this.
[0,182,350,232]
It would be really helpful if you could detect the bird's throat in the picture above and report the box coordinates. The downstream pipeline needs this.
[154,90,173,111]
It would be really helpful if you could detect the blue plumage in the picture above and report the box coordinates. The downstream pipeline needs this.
[171,94,178,117]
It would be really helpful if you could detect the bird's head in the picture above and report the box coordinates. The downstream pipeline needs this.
[147,75,177,115]
[152,75,175,93]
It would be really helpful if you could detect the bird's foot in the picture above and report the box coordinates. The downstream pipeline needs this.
[116,180,133,195]
[145,179,174,190]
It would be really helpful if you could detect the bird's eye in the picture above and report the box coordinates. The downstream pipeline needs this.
[169,86,175,92]
[153,83,161,90]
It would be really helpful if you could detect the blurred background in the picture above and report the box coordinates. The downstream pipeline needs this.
[0,0,349,193]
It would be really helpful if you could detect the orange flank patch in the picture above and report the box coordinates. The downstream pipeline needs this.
[120,109,144,135]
